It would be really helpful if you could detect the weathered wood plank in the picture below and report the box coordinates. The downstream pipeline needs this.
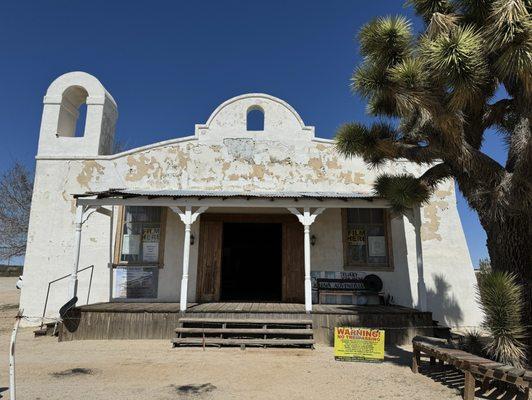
[172,337,314,346]
[79,302,427,316]
[175,328,313,335]
[178,317,313,325]
[463,370,476,400]
[412,348,420,373]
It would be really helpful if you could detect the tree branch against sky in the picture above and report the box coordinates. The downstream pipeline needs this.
[0,163,33,261]
[336,0,531,319]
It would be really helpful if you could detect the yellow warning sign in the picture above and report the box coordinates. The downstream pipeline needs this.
[334,327,385,362]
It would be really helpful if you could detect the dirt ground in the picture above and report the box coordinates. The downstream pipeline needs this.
[0,277,464,400]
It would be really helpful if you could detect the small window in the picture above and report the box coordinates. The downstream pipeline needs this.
[343,208,393,270]
[246,107,264,131]
[113,206,167,299]
[57,86,88,137]
[117,206,166,265]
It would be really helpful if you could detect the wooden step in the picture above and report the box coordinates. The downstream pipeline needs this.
[172,337,314,347]
[178,317,313,326]
[174,316,314,348]
[175,327,313,335]
[33,328,48,336]
[33,322,58,337]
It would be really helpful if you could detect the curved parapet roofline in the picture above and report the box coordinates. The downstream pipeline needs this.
[200,93,311,131]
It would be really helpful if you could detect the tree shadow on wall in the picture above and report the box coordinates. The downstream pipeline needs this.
[425,274,464,328]
[383,275,465,368]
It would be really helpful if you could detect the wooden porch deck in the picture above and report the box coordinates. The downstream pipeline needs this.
[60,302,434,345]
[78,301,425,315]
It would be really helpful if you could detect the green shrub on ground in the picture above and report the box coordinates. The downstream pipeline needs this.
[477,271,527,368]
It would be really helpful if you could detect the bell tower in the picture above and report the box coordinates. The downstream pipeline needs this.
[37,71,118,156]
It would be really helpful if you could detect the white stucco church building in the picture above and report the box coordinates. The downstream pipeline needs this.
[20,72,481,336]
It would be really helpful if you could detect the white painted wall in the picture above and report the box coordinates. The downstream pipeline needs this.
[20,71,481,329]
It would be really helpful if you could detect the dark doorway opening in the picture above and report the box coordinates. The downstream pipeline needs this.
[221,222,282,301]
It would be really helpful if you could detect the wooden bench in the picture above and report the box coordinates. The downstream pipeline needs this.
[412,336,531,400]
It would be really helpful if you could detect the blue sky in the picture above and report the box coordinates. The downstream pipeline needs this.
[0,1,505,266]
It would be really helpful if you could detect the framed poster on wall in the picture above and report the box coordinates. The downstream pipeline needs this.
[113,267,158,299]
[367,236,386,257]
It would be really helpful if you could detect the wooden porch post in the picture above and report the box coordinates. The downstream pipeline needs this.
[303,215,312,312]
[170,206,208,312]
[413,206,427,312]
[288,207,325,313]
[108,206,114,301]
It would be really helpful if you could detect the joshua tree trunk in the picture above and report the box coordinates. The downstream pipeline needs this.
[478,209,532,361]
[485,215,532,325]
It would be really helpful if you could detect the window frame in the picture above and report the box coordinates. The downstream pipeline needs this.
[113,206,167,268]
[341,208,394,271]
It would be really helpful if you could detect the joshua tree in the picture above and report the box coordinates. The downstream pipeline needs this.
[336,1,531,322]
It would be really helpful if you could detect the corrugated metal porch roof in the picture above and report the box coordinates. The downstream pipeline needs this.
[74,188,376,200]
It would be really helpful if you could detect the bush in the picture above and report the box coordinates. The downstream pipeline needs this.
[477,271,527,368]
[460,329,486,358]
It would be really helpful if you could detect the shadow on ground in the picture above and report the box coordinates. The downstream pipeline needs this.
[418,362,526,400]
[0,303,18,312]
[385,345,413,367]
[50,368,95,378]
[170,383,217,397]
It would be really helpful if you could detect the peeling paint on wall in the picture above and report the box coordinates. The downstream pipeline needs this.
[125,154,163,183]
[77,160,105,189]
[308,157,323,171]
[224,138,255,162]
[339,171,365,185]
[421,201,449,241]
[326,158,341,170]
[434,183,454,199]
[106,139,378,193]
[251,164,265,180]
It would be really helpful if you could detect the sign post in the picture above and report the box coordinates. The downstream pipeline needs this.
[334,327,385,362]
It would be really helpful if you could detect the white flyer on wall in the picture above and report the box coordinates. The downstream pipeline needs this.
[368,236,386,257]
[122,234,140,255]
[142,242,159,262]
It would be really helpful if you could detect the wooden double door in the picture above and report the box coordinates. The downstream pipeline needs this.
[196,214,304,303]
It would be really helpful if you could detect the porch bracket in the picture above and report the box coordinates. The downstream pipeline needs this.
[287,207,326,313]
[169,206,209,311]
[95,206,113,218]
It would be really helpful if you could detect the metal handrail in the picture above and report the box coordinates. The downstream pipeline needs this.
[40,265,94,329]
